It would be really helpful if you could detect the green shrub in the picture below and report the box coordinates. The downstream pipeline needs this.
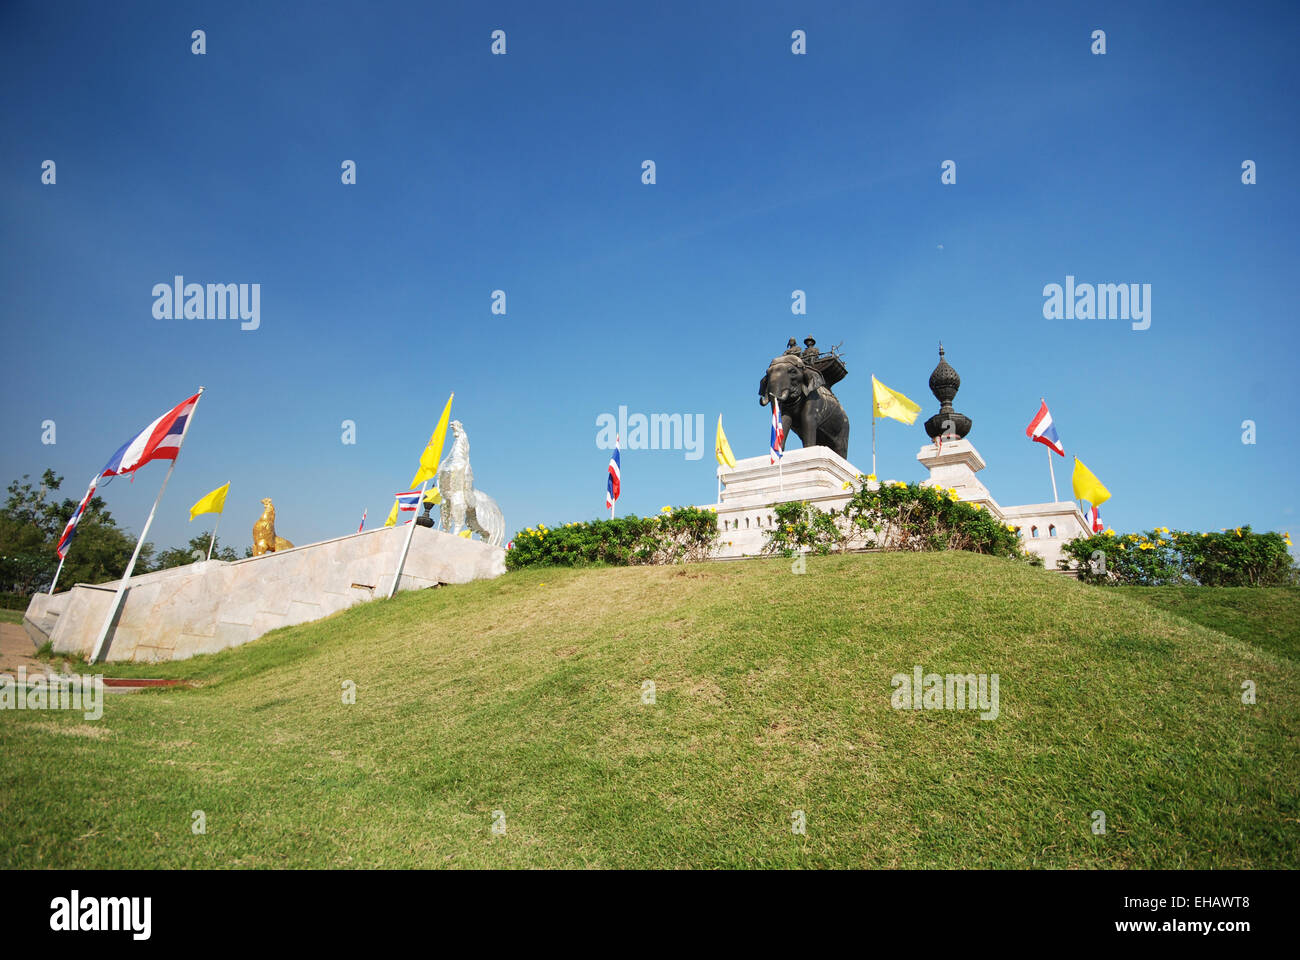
[506,506,720,569]
[763,479,1032,562]
[0,591,31,610]
[1062,526,1296,586]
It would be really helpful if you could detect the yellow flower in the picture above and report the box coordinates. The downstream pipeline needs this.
[1103,528,1115,536]
[972,503,982,511]
[866,474,877,482]
[842,481,852,490]
[661,506,672,514]
[894,481,907,489]
[1235,527,1243,537]
[1139,543,1154,550]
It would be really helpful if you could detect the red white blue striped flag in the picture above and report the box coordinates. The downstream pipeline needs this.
[770,398,784,464]
[56,477,99,560]
[98,392,202,482]
[605,436,621,510]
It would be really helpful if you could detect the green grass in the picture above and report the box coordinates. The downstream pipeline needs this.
[1119,585,1300,664]
[0,609,24,625]
[2,552,1297,868]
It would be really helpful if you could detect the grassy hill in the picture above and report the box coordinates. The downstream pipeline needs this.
[2,552,1297,868]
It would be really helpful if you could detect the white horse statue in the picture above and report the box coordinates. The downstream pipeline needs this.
[435,420,505,547]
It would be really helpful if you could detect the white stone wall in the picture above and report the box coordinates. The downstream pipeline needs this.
[25,525,505,663]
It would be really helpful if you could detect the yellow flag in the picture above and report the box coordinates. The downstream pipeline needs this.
[715,414,737,468]
[872,375,921,425]
[424,487,442,506]
[458,528,473,539]
[412,393,454,485]
[189,482,230,521]
[387,393,454,526]
[1072,457,1111,507]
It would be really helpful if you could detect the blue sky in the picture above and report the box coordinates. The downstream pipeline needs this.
[2,0,1297,555]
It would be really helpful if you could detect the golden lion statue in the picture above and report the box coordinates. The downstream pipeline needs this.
[252,498,295,556]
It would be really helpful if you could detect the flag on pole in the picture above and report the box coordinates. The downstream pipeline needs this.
[98,392,202,482]
[387,393,454,526]
[606,437,621,510]
[1025,400,1065,455]
[56,477,98,560]
[357,509,367,533]
[1085,504,1103,533]
[189,482,230,520]
[413,393,454,486]
[770,399,784,464]
[1072,457,1111,507]
[871,376,921,425]
[715,414,736,469]
[394,489,423,512]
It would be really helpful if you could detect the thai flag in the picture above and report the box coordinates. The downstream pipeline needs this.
[605,437,621,510]
[1086,504,1103,533]
[394,490,422,512]
[357,509,367,533]
[1025,399,1064,456]
[99,392,202,482]
[56,477,99,560]
[770,398,784,464]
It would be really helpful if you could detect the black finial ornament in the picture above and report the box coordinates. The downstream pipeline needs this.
[924,341,972,441]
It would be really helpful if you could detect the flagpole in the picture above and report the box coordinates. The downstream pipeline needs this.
[89,387,205,663]
[388,480,427,599]
[1046,448,1059,503]
[49,554,67,595]
[872,413,877,478]
[207,510,221,561]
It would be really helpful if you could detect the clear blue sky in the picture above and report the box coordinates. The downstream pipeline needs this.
[2,0,1296,555]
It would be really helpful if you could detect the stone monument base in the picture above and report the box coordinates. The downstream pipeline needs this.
[702,445,864,559]
[697,440,1091,566]
[23,524,505,663]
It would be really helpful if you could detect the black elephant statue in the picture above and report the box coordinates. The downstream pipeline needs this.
[758,353,851,460]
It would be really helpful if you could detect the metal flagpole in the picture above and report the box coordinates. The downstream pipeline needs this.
[89,387,205,663]
[872,413,877,478]
[49,554,67,595]
[207,510,221,561]
[1046,447,1059,503]
[387,480,427,599]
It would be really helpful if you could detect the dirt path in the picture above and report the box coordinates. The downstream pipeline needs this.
[0,621,51,674]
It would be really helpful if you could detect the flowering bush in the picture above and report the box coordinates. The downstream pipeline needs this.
[506,506,719,569]
[763,480,1031,562]
[1060,526,1296,586]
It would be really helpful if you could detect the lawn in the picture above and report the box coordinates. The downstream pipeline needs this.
[2,551,1296,868]
[1119,585,1300,663]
